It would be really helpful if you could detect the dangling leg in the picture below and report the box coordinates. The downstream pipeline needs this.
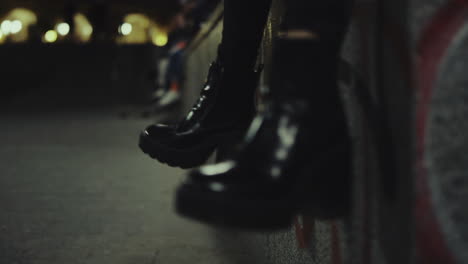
[211,0,273,108]
[140,0,272,168]
[220,0,272,70]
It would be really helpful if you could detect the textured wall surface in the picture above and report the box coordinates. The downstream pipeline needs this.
[428,23,468,263]
[413,0,468,263]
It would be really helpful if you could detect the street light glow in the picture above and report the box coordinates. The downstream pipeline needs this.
[10,20,23,34]
[153,34,168,47]
[120,23,132,36]
[44,30,58,43]
[0,20,12,35]
[57,22,70,36]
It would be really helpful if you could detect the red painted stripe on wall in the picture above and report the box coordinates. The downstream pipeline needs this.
[416,1,468,263]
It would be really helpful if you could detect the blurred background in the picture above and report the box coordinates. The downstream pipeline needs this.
[0,2,267,264]
[0,0,218,110]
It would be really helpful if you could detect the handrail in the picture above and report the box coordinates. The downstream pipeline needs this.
[185,4,224,54]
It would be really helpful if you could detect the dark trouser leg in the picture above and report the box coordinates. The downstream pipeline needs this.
[270,0,353,131]
[281,0,352,35]
[271,0,352,98]
[211,0,272,117]
[220,0,272,71]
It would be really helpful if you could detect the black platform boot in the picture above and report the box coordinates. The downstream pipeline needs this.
[139,60,261,169]
[177,99,351,229]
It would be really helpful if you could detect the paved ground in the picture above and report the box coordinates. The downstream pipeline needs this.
[0,108,272,264]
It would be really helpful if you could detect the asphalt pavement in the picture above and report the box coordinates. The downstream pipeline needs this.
[0,108,267,264]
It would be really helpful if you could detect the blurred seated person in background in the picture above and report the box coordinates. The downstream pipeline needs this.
[152,0,221,110]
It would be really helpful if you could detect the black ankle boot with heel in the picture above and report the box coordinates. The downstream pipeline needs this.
[176,99,351,229]
[139,60,262,169]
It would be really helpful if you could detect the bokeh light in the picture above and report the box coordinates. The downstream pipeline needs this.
[118,14,152,44]
[44,30,58,43]
[74,13,93,43]
[2,9,37,42]
[1,20,12,35]
[120,23,132,36]
[153,34,168,47]
[10,20,23,34]
[8,8,37,25]
[57,23,70,36]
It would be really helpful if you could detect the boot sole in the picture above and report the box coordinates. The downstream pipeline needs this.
[139,130,244,169]
[175,143,351,229]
